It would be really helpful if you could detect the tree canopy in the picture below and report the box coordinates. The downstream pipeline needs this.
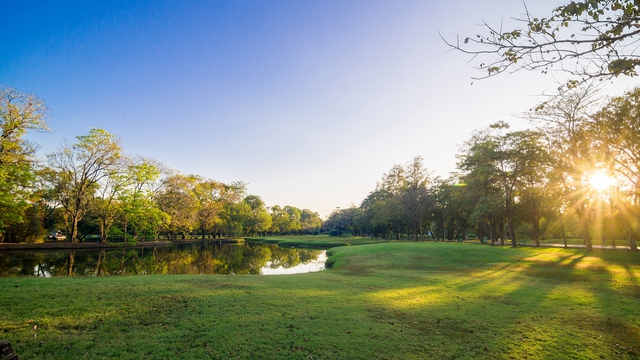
[445,0,640,87]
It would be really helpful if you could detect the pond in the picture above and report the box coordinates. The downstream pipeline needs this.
[0,241,326,277]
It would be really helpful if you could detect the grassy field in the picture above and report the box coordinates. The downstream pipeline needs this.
[1,242,639,359]
[249,234,388,248]
[517,238,633,247]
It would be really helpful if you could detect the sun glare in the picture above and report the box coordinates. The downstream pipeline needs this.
[587,171,615,192]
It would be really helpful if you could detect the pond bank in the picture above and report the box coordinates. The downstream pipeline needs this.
[0,240,173,251]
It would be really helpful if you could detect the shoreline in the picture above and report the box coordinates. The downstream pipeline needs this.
[0,237,247,251]
[0,241,173,251]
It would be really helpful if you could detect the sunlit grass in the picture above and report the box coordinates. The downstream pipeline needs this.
[249,234,387,248]
[1,243,639,359]
[513,238,632,247]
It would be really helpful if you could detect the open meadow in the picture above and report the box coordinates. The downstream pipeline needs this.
[1,242,639,359]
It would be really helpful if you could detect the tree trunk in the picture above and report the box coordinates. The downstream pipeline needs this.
[628,228,639,251]
[560,215,567,248]
[533,215,540,247]
[99,220,107,244]
[96,249,105,275]
[508,215,517,248]
[67,252,75,276]
[490,225,495,246]
[70,215,79,243]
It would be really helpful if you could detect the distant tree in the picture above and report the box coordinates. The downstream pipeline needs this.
[592,87,640,251]
[360,189,395,239]
[284,206,302,235]
[458,123,548,246]
[300,209,322,234]
[193,179,225,239]
[269,205,289,235]
[400,156,434,241]
[243,195,272,236]
[0,86,49,240]
[527,86,602,251]
[216,182,247,237]
[323,207,363,237]
[117,158,168,242]
[155,174,198,240]
[47,129,122,243]
[446,1,640,87]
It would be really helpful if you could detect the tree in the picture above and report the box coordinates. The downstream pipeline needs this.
[527,86,602,251]
[592,87,640,251]
[47,129,122,243]
[91,159,129,243]
[300,209,322,234]
[215,181,247,237]
[0,86,49,239]
[446,0,640,86]
[193,179,225,239]
[155,174,198,240]
[284,206,302,235]
[400,156,434,241]
[360,189,395,239]
[116,158,168,242]
[243,195,272,236]
[269,205,289,234]
[458,123,548,247]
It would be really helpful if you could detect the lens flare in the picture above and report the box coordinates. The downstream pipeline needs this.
[587,171,615,192]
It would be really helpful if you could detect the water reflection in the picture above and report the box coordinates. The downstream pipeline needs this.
[0,241,325,277]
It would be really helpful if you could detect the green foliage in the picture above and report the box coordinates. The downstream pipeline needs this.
[0,86,48,238]
[46,128,123,243]
[449,0,640,87]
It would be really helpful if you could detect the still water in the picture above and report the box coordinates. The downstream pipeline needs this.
[0,241,326,277]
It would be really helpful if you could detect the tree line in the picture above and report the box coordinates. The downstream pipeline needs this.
[0,86,322,243]
[323,85,640,252]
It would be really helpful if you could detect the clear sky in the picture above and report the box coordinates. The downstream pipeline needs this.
[2,0,637,217]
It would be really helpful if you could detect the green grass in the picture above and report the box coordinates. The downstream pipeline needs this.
[248,234,388,248]
[1,242,640,359]
[516,238,632,247]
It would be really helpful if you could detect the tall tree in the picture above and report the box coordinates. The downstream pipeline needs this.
[193,179,225,239]
[155,174,198,240]
[0,86,49,240]
[117,158,168,242]
[528,86,602,251]
[300,209,322,234]
[593,87,640,251]
[47,129,122,243]
[458,123,547,246]
[243,195,272,236]
[400,156,434,241]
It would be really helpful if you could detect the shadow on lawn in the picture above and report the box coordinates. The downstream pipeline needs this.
[361,248,640,359]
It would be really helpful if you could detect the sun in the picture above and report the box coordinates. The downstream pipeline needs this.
[587,170,615,192]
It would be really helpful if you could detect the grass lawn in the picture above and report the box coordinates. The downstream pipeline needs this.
[249,234,388,248]
[519,238,633,247]
[1,242,639,359]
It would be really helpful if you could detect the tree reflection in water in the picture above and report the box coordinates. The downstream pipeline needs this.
[0,241,324,277]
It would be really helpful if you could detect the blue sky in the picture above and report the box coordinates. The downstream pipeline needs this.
[2,0,637,217]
